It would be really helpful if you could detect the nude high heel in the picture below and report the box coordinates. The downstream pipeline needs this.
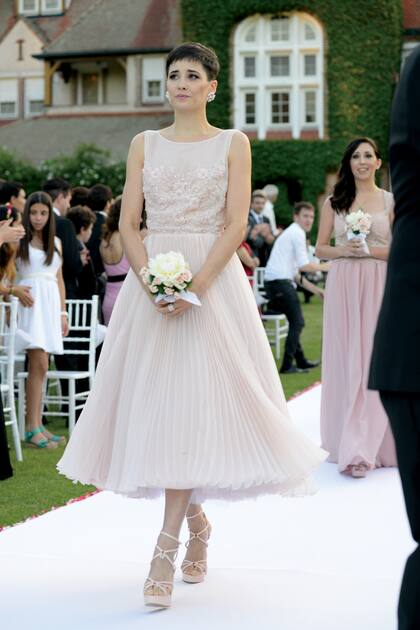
[181,510,212,584]
[143,531,181,607]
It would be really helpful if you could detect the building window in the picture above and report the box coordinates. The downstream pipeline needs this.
[19,0,38,14]
[244,93,256,125]
[19,0,63,15]
[271,17,289,41]
[244,56,256,78]
[304,90,316,123]
[270,55,290,77]
[234,12,324,139]
[271,92,290,124]
[142,56,165,103]
[0,102,17,117]
[304,54,316,76]
[29,100,44,114]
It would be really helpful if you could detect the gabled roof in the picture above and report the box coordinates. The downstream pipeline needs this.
[33,0,181,59]
[0,0,89,45]
[0,113,172,165]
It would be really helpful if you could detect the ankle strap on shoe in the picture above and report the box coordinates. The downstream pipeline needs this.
[185,522,210,548]
[186,510,204,520]
[152,531,181,569]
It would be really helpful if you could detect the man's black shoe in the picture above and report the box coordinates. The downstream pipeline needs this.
[297,360,321,369]
[279,366,309,374]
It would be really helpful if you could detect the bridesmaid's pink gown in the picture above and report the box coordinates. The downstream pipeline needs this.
[102,253,130,325]
[58,129,326,501]
[320,191,397,471]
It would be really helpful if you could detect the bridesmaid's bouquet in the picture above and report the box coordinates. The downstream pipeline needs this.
[345,209,372,255]
[140,251,201,306]
[345,209,372,241]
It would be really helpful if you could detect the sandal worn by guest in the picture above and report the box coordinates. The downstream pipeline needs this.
[181,510,212,584]
[24,427,58,449]
[143,531,181,608]
[40,424,66,445]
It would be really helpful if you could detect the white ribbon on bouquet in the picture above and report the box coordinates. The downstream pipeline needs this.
[155,291,202,307]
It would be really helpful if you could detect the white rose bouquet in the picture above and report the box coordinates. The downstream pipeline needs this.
[140,251,202,307]
[345,209,372,254]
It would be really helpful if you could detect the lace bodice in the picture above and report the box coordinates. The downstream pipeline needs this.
[142,129,236,234]
[334,190,394,248]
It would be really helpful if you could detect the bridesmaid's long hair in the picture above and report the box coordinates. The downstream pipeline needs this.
[331,138,381,214]
[19,191,56,265]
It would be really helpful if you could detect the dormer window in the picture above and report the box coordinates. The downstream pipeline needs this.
[19,0,64,16]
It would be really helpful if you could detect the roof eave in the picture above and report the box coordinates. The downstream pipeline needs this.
[33,47,173,60]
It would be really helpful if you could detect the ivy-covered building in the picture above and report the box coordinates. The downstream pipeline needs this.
[0,0,418,219]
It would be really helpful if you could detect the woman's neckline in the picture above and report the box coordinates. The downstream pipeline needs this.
[156,129,227,144]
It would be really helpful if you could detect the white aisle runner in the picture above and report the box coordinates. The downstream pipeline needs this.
[0,386,413,630]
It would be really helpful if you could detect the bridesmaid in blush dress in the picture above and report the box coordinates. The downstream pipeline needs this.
[58,43,326,608]
[316,137,397,478]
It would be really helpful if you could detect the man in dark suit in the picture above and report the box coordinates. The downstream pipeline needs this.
[86,184,113,277]
[42,178,86,298]
[369,46,420,630]
[246,189,276,267]
[43,178,86,415]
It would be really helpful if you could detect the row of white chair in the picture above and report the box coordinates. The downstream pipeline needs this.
[252,267,289,360]
[0,296,99,461]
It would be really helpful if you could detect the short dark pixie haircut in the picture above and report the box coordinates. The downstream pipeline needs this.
[165,42,220,81]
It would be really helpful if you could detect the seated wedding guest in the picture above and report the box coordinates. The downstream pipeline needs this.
[0,209,26,481]
[0,181,26,214]
[262,184,280,236]
[237,241,259,284]
[66,205,98,299]
[246,189,276,266]
[264,201,328,374]
[86,184,113,277]
[100,197,130,325]
[70,186,89,208]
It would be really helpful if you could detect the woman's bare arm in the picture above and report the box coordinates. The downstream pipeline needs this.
[192,131,252,295]
[119,133,149,286]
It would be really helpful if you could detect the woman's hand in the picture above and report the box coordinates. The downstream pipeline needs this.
[0,219,25,245]
[339,239,367,257]
[61,314,69,337]
[12,285,34,307]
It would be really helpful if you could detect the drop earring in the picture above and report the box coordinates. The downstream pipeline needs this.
[207,92,216,103]
[165,91,170,101]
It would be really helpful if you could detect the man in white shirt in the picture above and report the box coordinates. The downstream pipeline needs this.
[262,184,280,236]
[264,202,327,374]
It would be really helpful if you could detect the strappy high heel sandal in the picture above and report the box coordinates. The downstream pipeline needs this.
[143,531,181,608]
[181,510,212,584]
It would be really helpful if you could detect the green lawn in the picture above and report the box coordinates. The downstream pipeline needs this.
[1,296,323,529]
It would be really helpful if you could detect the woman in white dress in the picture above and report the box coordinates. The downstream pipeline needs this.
[58,43,327,607]
[16,191,69,449]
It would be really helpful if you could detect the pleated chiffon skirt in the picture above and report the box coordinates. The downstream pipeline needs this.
[320,258,397,471]
[58,232,327,501]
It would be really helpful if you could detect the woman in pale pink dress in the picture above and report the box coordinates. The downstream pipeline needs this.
[58,43,326,608]
[316,137,397,478]
[100,198,131,325]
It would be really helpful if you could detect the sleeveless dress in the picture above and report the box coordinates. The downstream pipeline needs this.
[320,190,397,471]
[16,242,63,354]
[57,129,327,502]
[102,253,130,325]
